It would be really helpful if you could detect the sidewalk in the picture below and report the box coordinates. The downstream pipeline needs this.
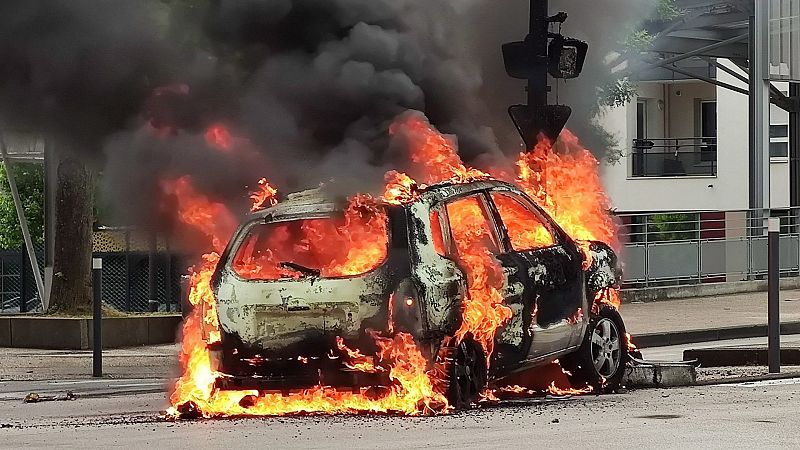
[3,289,800,381]
[622,288,800,347]
[0,345,180,382]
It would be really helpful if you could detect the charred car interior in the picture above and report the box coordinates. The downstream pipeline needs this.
[207,180,624,408]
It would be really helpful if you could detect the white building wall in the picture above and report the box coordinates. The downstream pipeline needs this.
[600,59,792,213]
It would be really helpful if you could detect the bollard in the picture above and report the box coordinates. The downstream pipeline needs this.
[768,217,780,373]
[92,257,103,377]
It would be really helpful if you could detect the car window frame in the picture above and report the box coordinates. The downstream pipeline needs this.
[225,211,392,282]
[429,204,455,257]
[436,191,504,259]
[486,189,560,253]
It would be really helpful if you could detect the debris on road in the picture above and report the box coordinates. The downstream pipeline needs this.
[23,391,77,403]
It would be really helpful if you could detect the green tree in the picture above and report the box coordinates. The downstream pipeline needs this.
[0,163,44,250]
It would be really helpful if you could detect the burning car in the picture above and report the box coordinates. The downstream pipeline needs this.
[207,179,625,409]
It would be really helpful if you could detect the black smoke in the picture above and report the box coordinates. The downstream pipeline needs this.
[0,0,506,228]
[0,0,656,231]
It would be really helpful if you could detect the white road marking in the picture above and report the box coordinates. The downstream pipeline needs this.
[721,377,800,387]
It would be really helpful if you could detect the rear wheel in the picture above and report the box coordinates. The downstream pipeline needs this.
[447,338,487,410]
[562,306,628,393]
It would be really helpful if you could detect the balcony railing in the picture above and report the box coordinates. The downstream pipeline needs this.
[631,137,717,177]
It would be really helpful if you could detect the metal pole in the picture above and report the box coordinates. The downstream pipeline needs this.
[528,0,549,108]
[19,252,27,313]
[767,218,781,373]
[92,257,103,378]
[749,5,772,233]
[0,132,46,310]
[147,231,158,312]
[124,231,131,311]
[790,83,800,209]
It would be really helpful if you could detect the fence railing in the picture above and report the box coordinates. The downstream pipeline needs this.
[616,208,800,288]
[631,137,717,177]
[0,248,186,314]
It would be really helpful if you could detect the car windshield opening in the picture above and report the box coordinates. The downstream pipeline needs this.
[232,208,389,280]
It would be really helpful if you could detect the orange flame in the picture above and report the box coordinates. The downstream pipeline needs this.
[513,132,617,249]
[546,381,594,396]
[249,177,279,211]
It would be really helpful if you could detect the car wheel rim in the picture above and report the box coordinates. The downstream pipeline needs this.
[591,318,621,377]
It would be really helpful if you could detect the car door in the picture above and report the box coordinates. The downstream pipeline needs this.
[437,193,529,358]
[487,191,584,361]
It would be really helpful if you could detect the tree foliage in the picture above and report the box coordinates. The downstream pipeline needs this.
[657,0,684,21]
[0,163,44,250]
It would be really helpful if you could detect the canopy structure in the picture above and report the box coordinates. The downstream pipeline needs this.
[0,131,48,310]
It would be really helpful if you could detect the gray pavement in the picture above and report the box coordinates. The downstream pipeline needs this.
[0,345,180,382]
[622,289,800,335]
[1,379,799,449]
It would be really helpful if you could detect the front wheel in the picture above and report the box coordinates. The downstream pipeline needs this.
[562,306,628,393]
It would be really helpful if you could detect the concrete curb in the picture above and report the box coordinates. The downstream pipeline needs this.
[621,278,800,304]
[0,315,182,349]
[683,347,800,367]
[634,321,800,348]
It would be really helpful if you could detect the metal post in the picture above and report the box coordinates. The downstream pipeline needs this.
[124,231,131,311]
[19,253,27,313]
[92,257,103,378]
[767,218,781,373]
[749,6,772,227]
[147,231,158,312]
[0,132,46,310]
[528,0,549,108]
[790,83,800,209]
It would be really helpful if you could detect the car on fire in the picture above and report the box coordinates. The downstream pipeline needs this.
[207,179,626,408]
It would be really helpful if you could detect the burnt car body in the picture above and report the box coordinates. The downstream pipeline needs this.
[208,180,625,405]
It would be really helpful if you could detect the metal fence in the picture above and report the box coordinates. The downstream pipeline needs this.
[631,137,717,177]
[617,208,800,288]
[0,248,186,314]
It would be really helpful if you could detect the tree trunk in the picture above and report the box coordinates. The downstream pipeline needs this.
[49,154,93,313]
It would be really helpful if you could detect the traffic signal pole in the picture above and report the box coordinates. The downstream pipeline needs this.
[528,0,549,108]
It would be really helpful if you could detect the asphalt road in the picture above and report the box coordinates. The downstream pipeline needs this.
[1,378,799,449]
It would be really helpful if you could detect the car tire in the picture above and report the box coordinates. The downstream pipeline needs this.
[447,337,487,410]
[562,305,628,393]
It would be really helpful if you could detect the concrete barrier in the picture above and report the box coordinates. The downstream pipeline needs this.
[683,347,800,367]
[0,315,182,349]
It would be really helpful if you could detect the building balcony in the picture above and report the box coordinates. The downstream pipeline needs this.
[631,137,717,178]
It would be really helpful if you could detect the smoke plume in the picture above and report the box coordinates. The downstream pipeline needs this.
[0,0,656,230]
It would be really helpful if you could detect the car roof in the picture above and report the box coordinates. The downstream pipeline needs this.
[250,179,529,220]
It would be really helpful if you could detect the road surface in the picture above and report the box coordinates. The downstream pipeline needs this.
[1,376,799,449]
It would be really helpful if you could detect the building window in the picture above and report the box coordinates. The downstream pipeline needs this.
[701,101,717,138]
[770,124,789,158]
[770,125,789,138]
[636,100,647,140]
[770,142,789,158]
